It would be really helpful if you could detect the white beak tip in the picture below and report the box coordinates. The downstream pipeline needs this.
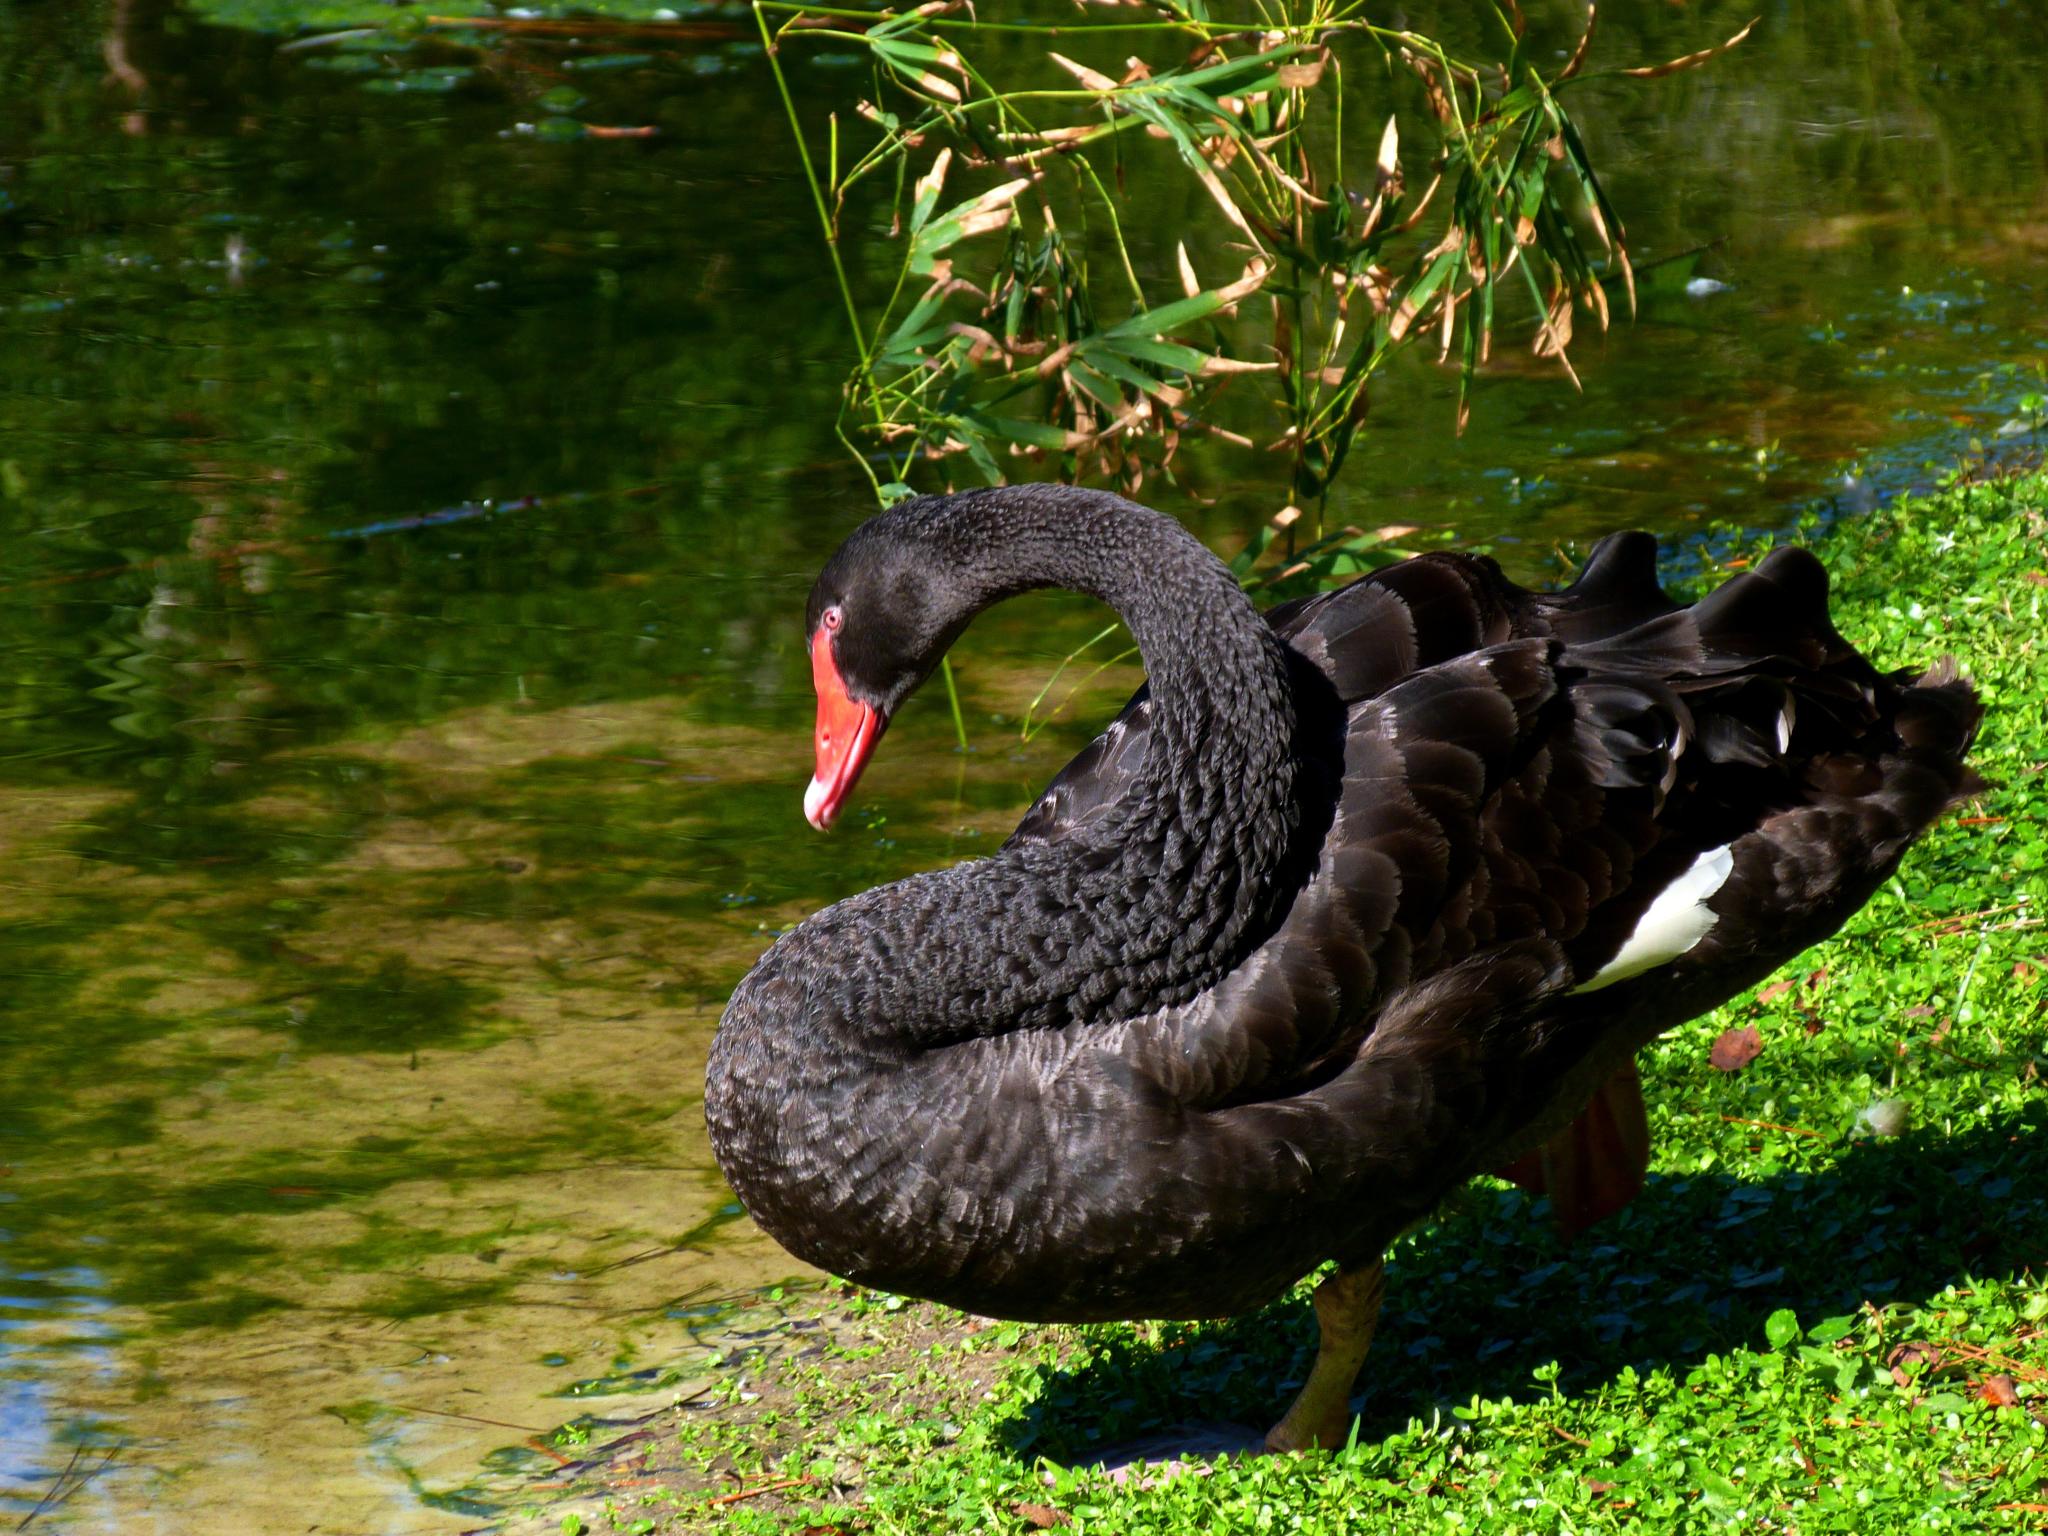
[804,775,835,831]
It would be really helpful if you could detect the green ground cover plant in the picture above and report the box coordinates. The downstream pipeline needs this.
[493,474,2048,1533]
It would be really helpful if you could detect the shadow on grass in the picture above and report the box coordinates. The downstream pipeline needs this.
[1002,1104,2048,1460]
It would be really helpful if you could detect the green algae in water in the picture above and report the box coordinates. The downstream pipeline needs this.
[292,957,491,1055]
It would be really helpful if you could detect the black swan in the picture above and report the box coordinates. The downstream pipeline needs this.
[706,485,1980,1451]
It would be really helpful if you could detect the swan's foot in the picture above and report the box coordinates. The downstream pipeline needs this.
[1262,1261,1385,1453]
[1494,1059,1650,1238]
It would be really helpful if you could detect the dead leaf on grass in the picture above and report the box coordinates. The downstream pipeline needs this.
[1710,1025,1763,1071]
[1977,1374,2023,1408]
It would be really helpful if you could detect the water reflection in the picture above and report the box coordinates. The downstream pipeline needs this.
[1,0,2045,1529]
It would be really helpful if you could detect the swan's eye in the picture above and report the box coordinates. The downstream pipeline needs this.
[821,605,844,633]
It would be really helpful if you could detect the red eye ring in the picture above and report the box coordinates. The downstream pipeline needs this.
[821,605,844,632]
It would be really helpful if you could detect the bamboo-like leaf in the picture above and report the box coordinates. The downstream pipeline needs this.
[956,427,1004,485]
[1176,242,1200,299]
[1101,255,1265,341]
[1102,290,1224,339]
[1556,114,1626,251]
[1393,170,1444,234]
[1387,242,1460,343]
[972,413,1075,450]
[1065,360,1125,412]
[1091,334,1211,373]
[868,35,966,101]
[1141,100,1262,245]
[911,148,952,236]
[1173,43,1313,97]
[1078,347,1182,398]
[910,176,1035,274]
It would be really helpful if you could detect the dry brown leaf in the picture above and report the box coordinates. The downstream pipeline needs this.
[1213,255,1271,308]
[1402,48,1455,125]
[947,322,1003,364]
[1393,171,1443,234]
[1047,51,1118,93]
[1887,1340,1957,1387]
[1758,979,1796,1006]
[1275,54,1327,90]
[1533,288,1574,359]
[1375,114,1400,195]
[1709,1025,1763,1072]
[1976,1374,2022,1409]
[953,207,1016,241]
[967,176,1035,217]
[915,147,952,205]
[1583,195,1613,253]
[1033,342,1076,379]
[1188,155,1259,245]
[1620,16,1759,79]
[1558,4,1596,83]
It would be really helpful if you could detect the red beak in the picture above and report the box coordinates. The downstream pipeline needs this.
[805,628,885,830]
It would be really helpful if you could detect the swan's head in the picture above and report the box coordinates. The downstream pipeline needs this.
[800,507,976,830]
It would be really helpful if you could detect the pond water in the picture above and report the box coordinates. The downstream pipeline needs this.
[2,1,2045,1528]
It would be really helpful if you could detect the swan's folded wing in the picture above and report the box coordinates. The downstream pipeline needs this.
[1127,638,1570,1108]
[1004,688,1153,848]
[1020,540,1979,1115]
[1010,542,1550,847]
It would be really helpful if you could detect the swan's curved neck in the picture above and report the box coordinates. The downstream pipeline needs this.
[931,486,1294,810]
[815,487,1310,1043]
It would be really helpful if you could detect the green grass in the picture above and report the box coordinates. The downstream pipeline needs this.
[508,475,2047,1535]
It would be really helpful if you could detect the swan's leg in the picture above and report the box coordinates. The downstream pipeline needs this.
[1494,1060,1650,1238]
[1263,1261,1385,1453]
